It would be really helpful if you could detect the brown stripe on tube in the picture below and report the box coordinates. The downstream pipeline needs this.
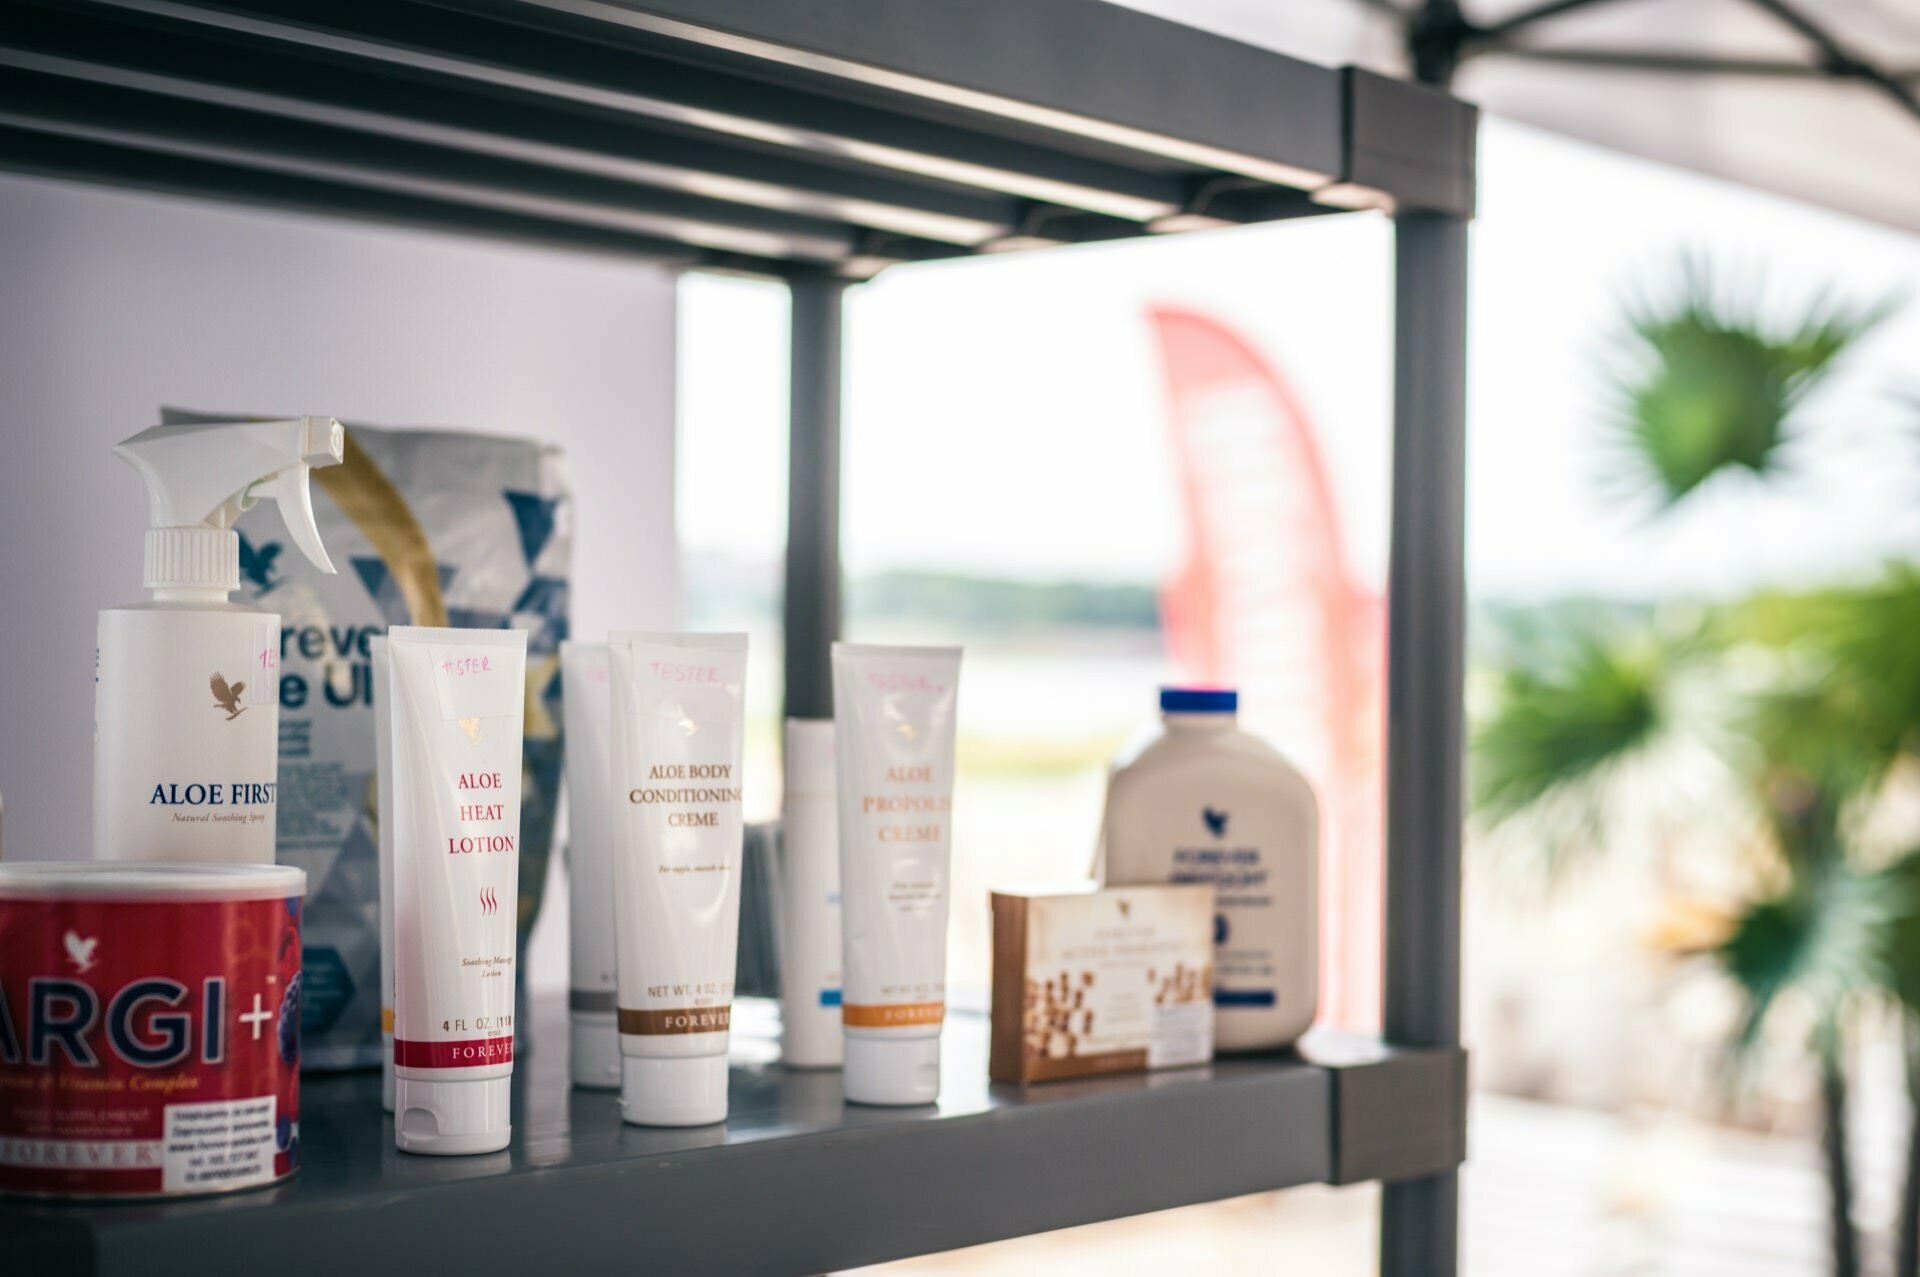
[618,1006,733,1035]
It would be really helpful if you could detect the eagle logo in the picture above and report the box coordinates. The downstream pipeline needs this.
[1202,807,1228,838]
[210,672,247,720]
[64,930,98,973]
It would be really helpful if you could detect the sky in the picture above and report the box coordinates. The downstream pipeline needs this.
[678,117,1920,604]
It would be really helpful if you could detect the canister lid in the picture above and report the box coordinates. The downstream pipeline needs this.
[0,862,306,901]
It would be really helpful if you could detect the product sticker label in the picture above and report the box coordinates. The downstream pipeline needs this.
[428,645,523,721]
[162,1096,276,1193]
[1147,1000,1212,1069]
[242,617,279,708]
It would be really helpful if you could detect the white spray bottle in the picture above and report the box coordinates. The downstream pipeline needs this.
[95,417,344,864]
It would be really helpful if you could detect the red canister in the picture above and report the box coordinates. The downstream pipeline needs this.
[0,863,305,1198]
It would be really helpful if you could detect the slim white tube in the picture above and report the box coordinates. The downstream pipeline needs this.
[371,634,395,1114]
[780,719,842,1068]
[388,625,527,1155]
[832,642,962,1106]
[560,641,620,1089]
[607,632,748,1126]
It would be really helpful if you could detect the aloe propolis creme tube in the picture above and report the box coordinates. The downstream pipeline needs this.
[387,625,527,1155]
[832,642,963,1106]
[608,632,748,1126]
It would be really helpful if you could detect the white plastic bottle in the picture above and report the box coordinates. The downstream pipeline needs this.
[95,417,344,864]
[559,641,621,1090]
[1100,688,1318,1051]
[780,718,842,1069]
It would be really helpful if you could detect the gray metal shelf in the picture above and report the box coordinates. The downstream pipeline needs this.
[0,4,1475,1271]
[1,999,1466,1276]
[0,0,1474,274]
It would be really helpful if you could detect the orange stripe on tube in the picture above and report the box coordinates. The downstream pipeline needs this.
[843,1001,945,1029]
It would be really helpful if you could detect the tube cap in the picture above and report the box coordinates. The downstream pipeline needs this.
[621,1054,729,1127]
[843,1035,942,1106]
[570,1014,621,1090]
[394,1075,510,1155]
[1160,687,1238,714]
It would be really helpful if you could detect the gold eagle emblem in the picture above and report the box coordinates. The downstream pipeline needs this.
[210,672,247,720]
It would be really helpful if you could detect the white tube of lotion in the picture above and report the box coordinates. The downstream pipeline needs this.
[560,641,620,1089]
[780,718,842,1068]
[832,642,962,1106]
[389,625,527,1155]
[608,632,747,1126]
[371,634,395,1114]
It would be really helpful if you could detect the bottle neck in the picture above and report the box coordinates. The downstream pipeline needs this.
[1162,711,1235,731]
[144,527,241,599]
[150,586,235,605]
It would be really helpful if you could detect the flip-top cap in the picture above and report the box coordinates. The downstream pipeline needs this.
[394,1075,510,1156]
[621,1054,728,1126]
[843,1034,941,1106]
[571,1014,621,1090]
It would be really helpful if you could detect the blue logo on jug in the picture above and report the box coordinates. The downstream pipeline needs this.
[1202,807,1228,838]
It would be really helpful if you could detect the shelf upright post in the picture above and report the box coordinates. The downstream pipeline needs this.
[1380,209,1469,1277]
[783,268,849,722]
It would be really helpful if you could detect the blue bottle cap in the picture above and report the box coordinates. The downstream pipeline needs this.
[1160,687,1238,714]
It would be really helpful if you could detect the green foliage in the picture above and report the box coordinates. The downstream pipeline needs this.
[1879,852,1920,1017]
[1716,868,1900,1059]
[1816,568,1920,766]
[1471,626,1670,842]
[1608,257,1893,509]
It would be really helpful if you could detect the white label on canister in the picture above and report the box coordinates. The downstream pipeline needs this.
[162,1096,277,1193]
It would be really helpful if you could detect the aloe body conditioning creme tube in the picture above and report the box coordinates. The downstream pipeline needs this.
[832,642,962,1106]
[608,632,748,1126]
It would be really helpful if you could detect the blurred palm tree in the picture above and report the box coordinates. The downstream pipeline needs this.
[1474,259,1902,1277]
[1605,256,1893,510]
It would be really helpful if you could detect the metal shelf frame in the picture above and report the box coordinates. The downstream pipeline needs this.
[6,1000,1468,1276]
[0,3,1476,1272]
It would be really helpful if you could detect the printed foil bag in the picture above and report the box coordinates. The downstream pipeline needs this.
[163,409,571,1070]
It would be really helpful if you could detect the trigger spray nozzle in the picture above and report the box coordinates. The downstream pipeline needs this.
[114,416,345,601]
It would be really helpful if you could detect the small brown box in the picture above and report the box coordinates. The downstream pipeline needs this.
[990,882,1214,1084]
